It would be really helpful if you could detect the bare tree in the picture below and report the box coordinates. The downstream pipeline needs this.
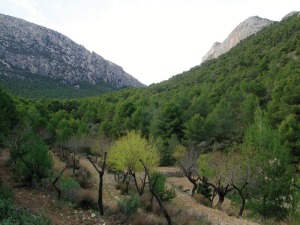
[140,160,172,225]
[178,149,200,197]
[198,151,233,209]
[129,169,148,196]
[228,151,250,217]
[200,177,232,209]
[52,166,68,199]
[9,125,35,165]
[86,136,111,216]
[87,152,107,216]
[61,135,93,174]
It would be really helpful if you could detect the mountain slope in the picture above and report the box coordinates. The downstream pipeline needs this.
[0,13,144,98]
[66,13,299,158]
[201,16,273,63]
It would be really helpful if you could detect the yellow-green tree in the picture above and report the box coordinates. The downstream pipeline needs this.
[107,131,160,195]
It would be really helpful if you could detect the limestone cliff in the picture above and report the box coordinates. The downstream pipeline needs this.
[202,16,273,63]
[0,13,144,89]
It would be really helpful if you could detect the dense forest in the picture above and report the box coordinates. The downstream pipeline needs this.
[0,73,118,99]
[0,14,299,223]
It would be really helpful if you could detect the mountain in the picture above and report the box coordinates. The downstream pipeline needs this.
[67,12,298,160]
[201,16,273,63]
[0,13,144,98]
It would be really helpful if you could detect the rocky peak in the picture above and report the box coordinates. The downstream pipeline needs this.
[281,11,300,20]
[201,16,273,63]
[0,13,144,88]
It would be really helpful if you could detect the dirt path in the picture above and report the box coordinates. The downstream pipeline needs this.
[163,168,260,225]
[172,188,259,225]
[1,149,260,225]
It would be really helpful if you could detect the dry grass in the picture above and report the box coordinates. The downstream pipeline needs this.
[50,151,66,172]
[75,167,93,188]
[78,189,98,210]
[78,158,98,186]
[132,212,165,225]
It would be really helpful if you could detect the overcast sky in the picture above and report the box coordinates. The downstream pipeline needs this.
[0,0,299,85]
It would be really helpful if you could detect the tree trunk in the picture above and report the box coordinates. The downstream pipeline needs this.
[140,160,172,225]
[131,172,141,195]
[232,183,248,217]
[131,172,147,196]
[215,192,225,209]
[87,152,107,216]
[150,186,172,225]
[53,166,67,199]
[150,194,154,210]
[72,150,77,175]
[98,172,104,215]
[188,177,198,197]
[181,165,199,197]
[122,171,128,183]
[239,197,246,217]
[210,190,216,208]
[263,195,267,219]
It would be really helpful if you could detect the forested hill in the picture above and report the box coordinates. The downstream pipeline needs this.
[0,13,144,99]
[3,13,295,162]
[1,14,299,164]
[1,13,299,223]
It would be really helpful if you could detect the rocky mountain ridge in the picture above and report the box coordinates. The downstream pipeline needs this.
[201,16,273,63]
[0,13,144,89]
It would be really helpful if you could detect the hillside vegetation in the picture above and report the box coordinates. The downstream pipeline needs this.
[0,14,299,224]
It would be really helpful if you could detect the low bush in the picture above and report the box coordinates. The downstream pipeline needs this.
[0,199,51,225]
[77,190,98,210]
[197,183,212,199]
[75,168,93,189]
[0,180,13,200]
[174,208,210,225]
[58,176,81,203]
[117,194,140,216]
[151,172,176,201]
[132,213,165,225]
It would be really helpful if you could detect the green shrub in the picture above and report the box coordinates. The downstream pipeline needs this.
[14,136,52,183]
[58,176,81,203]
[117,194,140,216]
[0,199,51,225]
[0,181,13,200]
[151,173,176,201]
[197,183,212,199]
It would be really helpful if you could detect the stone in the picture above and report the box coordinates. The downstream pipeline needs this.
[0,13,144,89]
[201,16,273,63]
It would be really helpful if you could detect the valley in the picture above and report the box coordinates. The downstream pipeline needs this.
[0,11,299,225]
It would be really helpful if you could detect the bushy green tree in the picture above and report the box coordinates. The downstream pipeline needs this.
[10,127,52,186]
[0,88,18,146]
[243,108,293,219]
[205,99,235,140]
[278,114,300,161]
[184,113,206,146]
[151,172,176,201]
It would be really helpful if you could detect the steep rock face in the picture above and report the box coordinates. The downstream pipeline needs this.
[202,16,273,63]
[0,14,144,88]
[281,11,300,20]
